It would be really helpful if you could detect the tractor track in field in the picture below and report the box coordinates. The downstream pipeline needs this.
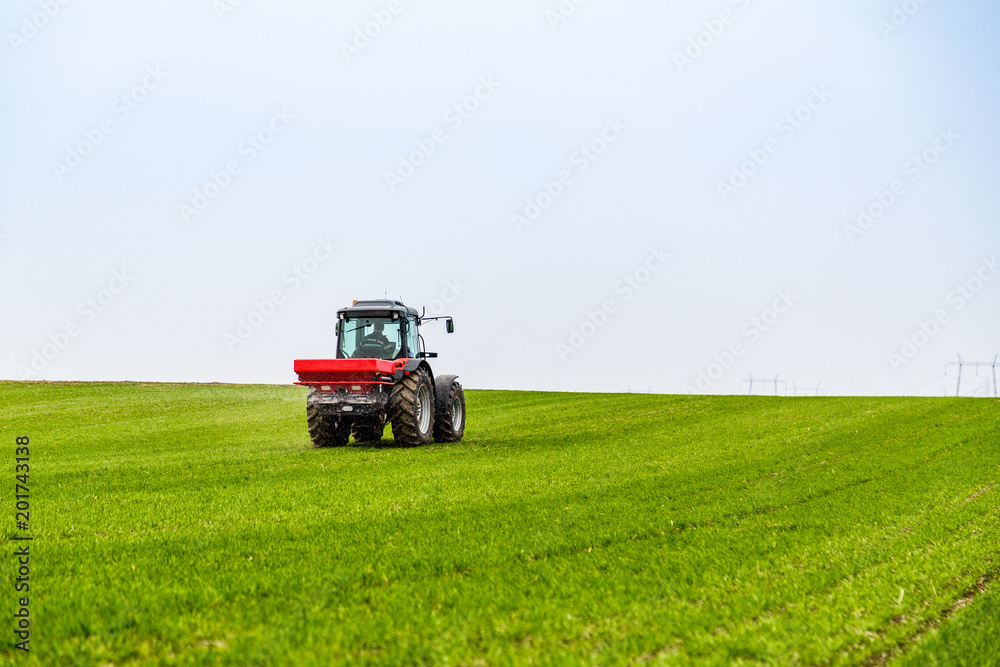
[808,509,1000,664]
[667,422,991,540]
[863,568,999,665]
[651,405,994,523]
[622,505,1000,665]
[720,426,992,526]
[963,485,995,503]
[684,437,1000,652]
[535,467,992,663]
[657,504,1000,665]
[454,506,999,665]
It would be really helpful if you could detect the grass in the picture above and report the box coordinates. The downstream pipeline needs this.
[898,576,1000,666]
[1,381,998,665]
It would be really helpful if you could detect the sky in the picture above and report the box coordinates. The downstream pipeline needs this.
[1,0,998,396]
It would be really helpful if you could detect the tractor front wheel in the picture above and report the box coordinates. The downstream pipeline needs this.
[433,379,466,443]
[389,371,435,446]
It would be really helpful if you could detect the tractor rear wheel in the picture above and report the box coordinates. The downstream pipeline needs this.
[351,421,385,444]
[388,370,434,446]
[306,387,349,448]
[306,403,349,448]
[433,379,466,443]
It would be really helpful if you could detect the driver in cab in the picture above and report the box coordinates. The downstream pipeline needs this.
[358,321,397,359]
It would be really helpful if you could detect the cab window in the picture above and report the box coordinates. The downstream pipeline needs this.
[403,317,420,358]
[338,316,402,359]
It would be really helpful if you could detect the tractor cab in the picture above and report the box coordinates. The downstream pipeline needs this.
[337,314,411,360]
[335,300,451,361]
[336,300,417,360]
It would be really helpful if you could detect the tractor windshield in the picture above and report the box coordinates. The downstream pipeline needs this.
[338,316,403,360]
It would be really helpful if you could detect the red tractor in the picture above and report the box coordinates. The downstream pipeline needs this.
[293,300,466,447]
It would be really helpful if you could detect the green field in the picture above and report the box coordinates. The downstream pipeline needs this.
[1,382,998,665]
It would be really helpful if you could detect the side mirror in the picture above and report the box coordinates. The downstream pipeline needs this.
[446,318,454,334]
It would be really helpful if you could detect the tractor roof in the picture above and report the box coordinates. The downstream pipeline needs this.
[338,300,419,318]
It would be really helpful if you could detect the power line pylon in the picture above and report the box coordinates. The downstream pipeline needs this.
[946,354,1000,397]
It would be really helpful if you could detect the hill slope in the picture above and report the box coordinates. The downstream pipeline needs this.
[1,382,998,665]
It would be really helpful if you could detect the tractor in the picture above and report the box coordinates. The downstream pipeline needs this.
[293,300,465,447]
